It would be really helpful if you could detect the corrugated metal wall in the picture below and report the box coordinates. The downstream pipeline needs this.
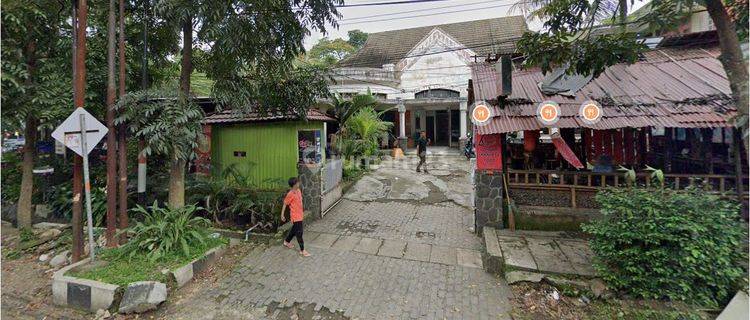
[210,121,325,188]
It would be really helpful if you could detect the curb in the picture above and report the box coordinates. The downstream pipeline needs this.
[52,260,120,312]
[171,245,226,288]
[53,244,227,312]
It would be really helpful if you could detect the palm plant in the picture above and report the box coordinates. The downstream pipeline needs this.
[338,107,393,159]
[330,90,379,129]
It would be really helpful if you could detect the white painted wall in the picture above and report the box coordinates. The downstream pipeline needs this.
[394,50,471,100]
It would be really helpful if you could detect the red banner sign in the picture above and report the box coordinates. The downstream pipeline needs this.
[475,134,503,170]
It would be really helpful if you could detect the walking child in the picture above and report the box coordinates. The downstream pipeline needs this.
[281,177,311,257]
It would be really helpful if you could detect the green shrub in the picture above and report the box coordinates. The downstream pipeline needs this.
[583,187,747,307]
[186,164,285,229]
[118,202,212,261]
[48,184,107,226]
[338,107,392,159]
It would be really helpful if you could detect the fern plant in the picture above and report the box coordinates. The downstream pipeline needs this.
[118,202,212,261]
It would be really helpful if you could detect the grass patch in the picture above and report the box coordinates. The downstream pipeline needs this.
[68,237,227,287]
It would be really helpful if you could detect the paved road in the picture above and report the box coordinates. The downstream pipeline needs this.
[163,155,513,320]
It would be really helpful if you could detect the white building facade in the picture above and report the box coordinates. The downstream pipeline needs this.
[329,16,527,149]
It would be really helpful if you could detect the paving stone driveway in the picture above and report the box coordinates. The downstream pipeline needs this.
[164,155,513,319]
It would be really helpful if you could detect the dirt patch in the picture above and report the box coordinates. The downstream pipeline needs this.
[1,224,88,320]
[510,282,710,320]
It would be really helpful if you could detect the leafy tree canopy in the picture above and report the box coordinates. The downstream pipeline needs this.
[304,37,357,66]
[347,29,368,48]
[155,0,342,115]
[1,0,72,132]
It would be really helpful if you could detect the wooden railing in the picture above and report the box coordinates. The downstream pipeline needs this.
[505,169,749,208]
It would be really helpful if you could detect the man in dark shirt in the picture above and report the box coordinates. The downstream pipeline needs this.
[416,131,430,173]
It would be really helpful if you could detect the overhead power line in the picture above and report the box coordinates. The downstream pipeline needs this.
[340,2,520,25]
[334,0,451,8]
[340,0,503,21]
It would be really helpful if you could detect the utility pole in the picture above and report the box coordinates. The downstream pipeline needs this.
[117,0,128,244]
[137,0,149,205]
[71,0,88,262]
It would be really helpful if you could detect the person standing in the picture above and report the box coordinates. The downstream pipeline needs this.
[416,131,431,173]
[281,177,311,257]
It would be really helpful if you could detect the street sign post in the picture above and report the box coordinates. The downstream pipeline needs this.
[52,108,108,261]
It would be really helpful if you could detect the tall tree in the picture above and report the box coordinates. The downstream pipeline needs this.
[151,0,342,207]
[117,0,128,244]
[105,0,119,246]
[1,0,71,228]
[514,0,749,149]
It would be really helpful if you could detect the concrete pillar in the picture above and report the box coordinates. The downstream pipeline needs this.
[459,98,468,149]
[397,101,407,150]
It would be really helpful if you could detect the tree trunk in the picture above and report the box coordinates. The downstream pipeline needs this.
[179,18,193,98]
[167,17,193,209]
[71,0,89,262]
[17,116,38,228]
[618,0,628,31]
[117,0,128,244]
[104,0,118,247]
[17,37,38,228]
[168,159,186,208]
[704,0,749,153]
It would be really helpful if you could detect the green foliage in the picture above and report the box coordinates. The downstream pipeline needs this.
[617,166,636,186]
[48,184,107,227]
[19,227,35,243]
[156,0,340,116]
[583,187,747,307]
[338,107,392,159]
[517,31,645,77]
[115,87,205,162]
[726,0,749,41]
[1,0,72,125]
[305,37,356,66]
[212,64,332,118]
[187,164,285,229]
[644,165,665,186]
[118,202,212,262]
[330,90,379,127]
[1,152,23,204]
[347,29,368,48]
[69,236,226,287]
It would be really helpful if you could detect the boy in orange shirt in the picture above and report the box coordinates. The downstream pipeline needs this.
[281,177,311,257]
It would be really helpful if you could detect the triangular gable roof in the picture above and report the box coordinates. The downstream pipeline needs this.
[399,27,477,71]
[338,16,528,68]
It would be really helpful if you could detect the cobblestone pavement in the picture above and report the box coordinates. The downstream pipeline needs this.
[164,155,513,319]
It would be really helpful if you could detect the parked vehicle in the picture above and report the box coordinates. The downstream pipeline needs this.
[2,138,24,153]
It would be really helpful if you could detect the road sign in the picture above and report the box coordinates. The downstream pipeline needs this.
[471,102,493,126]
[51,107,107,261]
[579,100,603,124]
[51,108,108,157]
[536,100,560,126]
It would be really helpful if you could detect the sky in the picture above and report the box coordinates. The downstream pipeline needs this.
[304,0,650,50]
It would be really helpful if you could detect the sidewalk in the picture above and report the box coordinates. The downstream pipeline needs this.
[483,228,596,277]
